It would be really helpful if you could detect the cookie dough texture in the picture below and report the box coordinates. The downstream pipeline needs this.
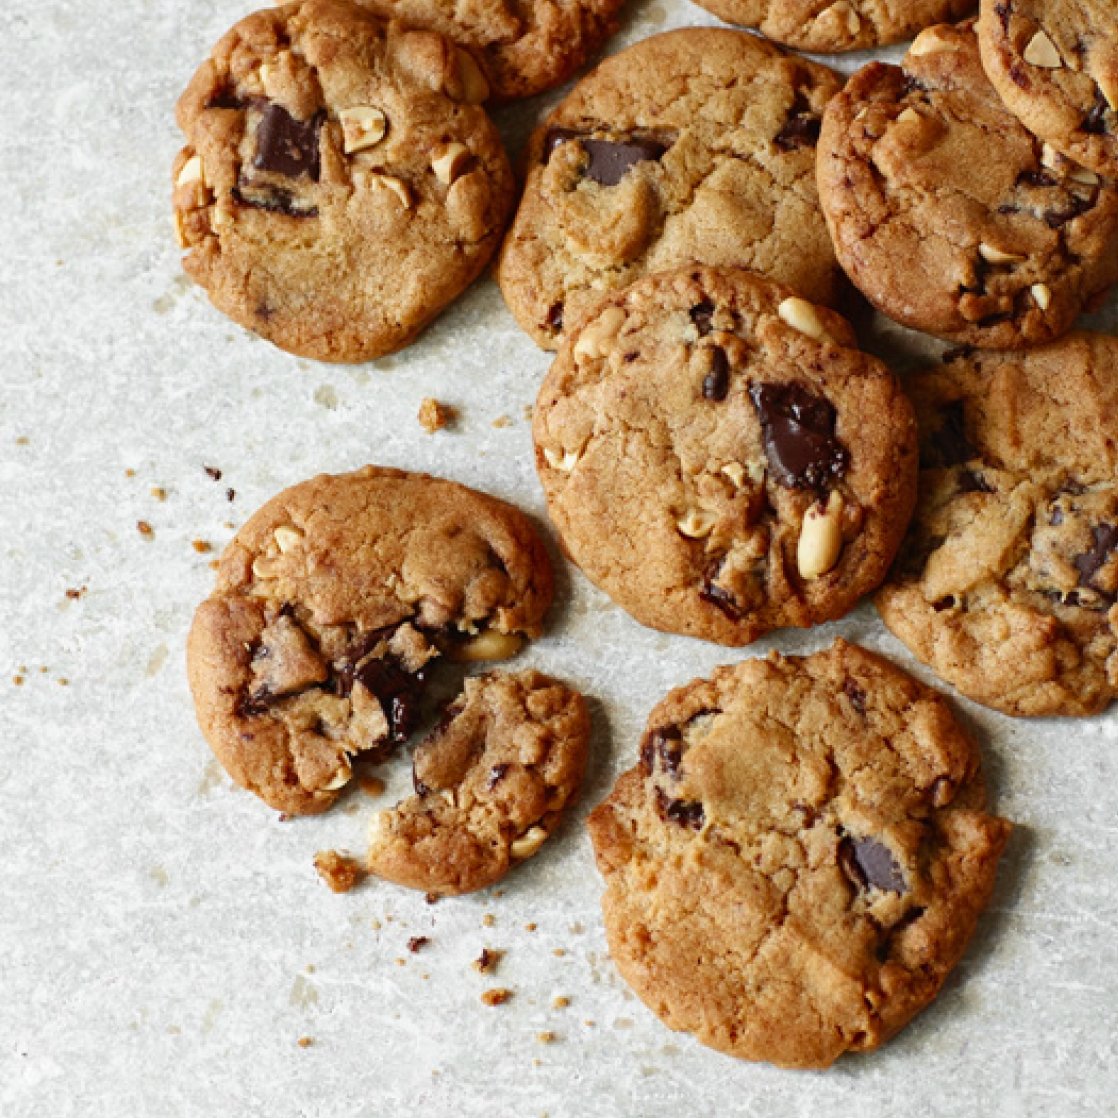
[588,640,1011,1068]
[173,0,514,362]
[533,266,918,646]
[497,28,843,350]
[365,669,590,895]
[353,0,625,100]
[691,0,974,52]
[817,21,1118,350]
[977,0,1118,179]
[187,466,553,814]
[877,335,1118,717]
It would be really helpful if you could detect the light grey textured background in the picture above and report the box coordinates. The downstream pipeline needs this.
[2,1,1117,1115]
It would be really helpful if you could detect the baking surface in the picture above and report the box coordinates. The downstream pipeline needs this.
[2,1,1117,1114]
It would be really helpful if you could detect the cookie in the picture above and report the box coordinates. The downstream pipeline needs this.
[689,0,974,53]
[173,0,514,363]
[588,640,1012,1069]
[876,335,1118,717]
[533,266,918,646]
[817,21,1118,350]
[496,28,843,350]
[352,0,624,101]
[365,669,590,895]
[187,466,553,814]
[977,0,1118,179]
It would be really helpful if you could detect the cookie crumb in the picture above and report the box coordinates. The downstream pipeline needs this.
[425,892,440,905]
[524,922,538,932]
[12,675,24,687]
[407,936,430,954]
[481,987,512,1006]
[491,414,512,429]
[523,405,534,421]
[225,487,236,502]
[204,465,223,481]
[57,678,69,687]
[297,1036,314,1048]
[65,586,87,600]
[536,1031,557,1045]
[418,398,456,433]
[313,850,366,893]
[359,775,386,797]
[482,914,496,928]
[552,996,570,1009]
[209,559,220,570]
[15,435,29,446]
[137,520,154,539]
[192,540,212,554]
[473,948,504,974]
[125,468,136,478]
[552,948,566,958]
[151,486,167,501]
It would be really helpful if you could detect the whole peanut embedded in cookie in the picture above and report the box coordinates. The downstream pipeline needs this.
[588,640,1012,1069]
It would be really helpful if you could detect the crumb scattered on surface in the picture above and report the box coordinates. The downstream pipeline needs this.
[57,678,69,687]
[536,1031,557,1045]
[552,948,566,958]
[370,918,383,931]
[125,468,136,478]
[137,520,153,538]
[474,948,504,975]
[523,405,534,421]
[191,540,212,554]
[313,851,365,893]
[225,487,236,502]
[208,559,220,570]
[297,1036,314,1048]
[407,936,430,954]
[552,996,570,1009]
[583,1020,596,1027]
[482,914,496,928]
[524,923,538,933]
[278,813,292,823]
[491,414,512,429]
[12,675,24,687]
[15,435,29,446]
[150,486,167,501]
[395,958,406,967]
[481,988,512,1006]
[358,775,386,797]
[425,892,440,905]
[418,397,456,433]
[305,964,316,974]
[204,465,222,481]
[65,586,87,600]
[569,922,585,934]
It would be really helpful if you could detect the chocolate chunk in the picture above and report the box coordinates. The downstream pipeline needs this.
[253,103,323,180]
[544,128,669,186]
[1044,193,1093,229]
[749,382,849,491]
[689,301,715,336]
[957,469,994,495]
[941,345,975,364]
[233,184,318,218]
[642,725,682,775]
[1017,169,1058,188]
[655,788,704,830]
[698,578,743,620]
[839,835,906,893]
[702,349,730,401]
[336,657,427,747]
[842,677,866,714]
[927,400,977,467]
[1075,523,1118,590]
[1083,91,1110,135]
[545,301,564,333]
[933,595,957,612]
[206,87,244,110]
[774,93,822,150]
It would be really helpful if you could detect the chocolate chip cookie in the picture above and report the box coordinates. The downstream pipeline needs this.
[365,669,590,895]
[173,0,514,363]
[817,21,1118,350]
[977,0,1118,179]
[588,640,1012,1068]
[533,266,918,646]
[877,335,1118,717]
[187,466,553,814]
[690,0,975,52]
[352,0,624,100]
[496,28,843,350]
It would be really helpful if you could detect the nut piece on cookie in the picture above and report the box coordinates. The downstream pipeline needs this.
[588,640,1012,1068]
[365,670,590,896]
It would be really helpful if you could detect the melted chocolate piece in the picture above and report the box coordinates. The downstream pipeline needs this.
[336,657,428,747]
[689,301,715,336]
[544,128,669,186]
[702,348,730,401]
[957,469,994,495]
[641,725,683,776]
[253,103,322,180]
[774,93,822,150]
[927,400,977,468]
[655,788,704,830]
[749,382,849,491]
[933,595,957,612]
[232,184,318,218]
[839,835,907,893]
[1074,523,1118,591]
[206,87,244,110]
[545,301,564,333]
[698,578,743,620]
[1083,91,1110,135]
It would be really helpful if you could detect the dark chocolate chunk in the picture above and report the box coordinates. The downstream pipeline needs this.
[774,93,821,150]
[204,464,223,481]
[933,595,957,612]
[842,677,866,715]
[545,301,564,333]
[699,557,744,620]
[1075,523,1118,589]
[335,657,428,747]
[702,348,730,401]
[655,788,704,830]
[544,128,669,186]
[749,382,849,491]
[252,103,323,180]
[407,936,429,953]
[232,184,318,218]
[1017,168,1058,188]
[839,835,906,893]
[927,400,977,468]
[1082,91,1110,135]
[689,300,715,336]
[206,87,244,110]
[957,469,994,495]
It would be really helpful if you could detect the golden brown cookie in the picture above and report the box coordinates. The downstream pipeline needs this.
[588,640,1012,1068]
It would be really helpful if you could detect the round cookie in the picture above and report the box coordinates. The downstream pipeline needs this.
[187,466,554,814]
[977,0,1118,179]
[817,21,1118,350]
[365,669,590,895]
[533,266,919,646]
[352,0,624,101]
[876,334,1118,718]
[173,0,514,363]
[496,28,844,350]
[588,640,1012,1069]
[689,0,975,53]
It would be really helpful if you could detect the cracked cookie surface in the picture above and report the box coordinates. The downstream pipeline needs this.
[533,266,918,646]
[173,0,514,362]
[588,640,1011,1069]
[691,0,975,52]
[352,0,625,100]
[817,21,1118,350]
[496,28,843,350]
[187,466,553,814]
[365,669,590,895]
[977,0,1118,179]
[876,334,1118,717]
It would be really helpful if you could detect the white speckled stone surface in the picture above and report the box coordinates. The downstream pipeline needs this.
[3,1,1117,1114]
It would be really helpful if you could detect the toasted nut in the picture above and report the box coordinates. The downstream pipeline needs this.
[909,26,959,56]
[676,509,716,539]
[252,556,281,579]
[895,107,921,125]
[573,306,627,361]
[340,106,387,154]
[176,155,204,187]
[853,107,868,123]
[431,142,471,185]
[273,525,304,554]
[212,205,233,229]
[1024,29,1062,69]
[1031,283,1052,310]
[720,462,746,488]
[797,491,844,581]
[510,825,549,861]
[1069,166,1101,185]
[323,766,352,792]
[543,446,581,472]
[1099,74,1118,113]
[369,173,411,208]
[777,296,835,344]
[978,243,1027,265]
[173,210,190,249]
[1041,143,1061,169]
[450,630,524,662]
[454,48,490,103]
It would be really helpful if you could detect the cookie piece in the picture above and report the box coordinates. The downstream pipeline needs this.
[977,0,1118,179]
[352,0,624,101]
[187,466,553,814]
[496,28,843,350]
[588,640,1012,1069]
[533,266,918,646]
[817,21,1118,350]
[365,670,590,895]
[877,335,1118,717]
[173,0,514,363]
[690,0,974,52]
